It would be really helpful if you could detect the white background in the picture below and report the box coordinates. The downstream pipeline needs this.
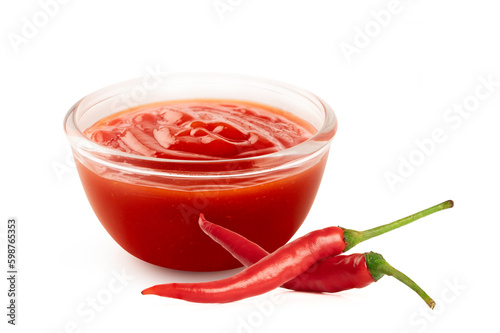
[1,1,499,332]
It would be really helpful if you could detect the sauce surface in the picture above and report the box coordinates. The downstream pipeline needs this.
[84,100,313,160]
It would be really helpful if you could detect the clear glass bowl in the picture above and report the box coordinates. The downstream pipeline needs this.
[64,73,337,271]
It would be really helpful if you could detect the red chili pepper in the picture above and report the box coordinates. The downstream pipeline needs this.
[142,226,346,303]
[199,216,436,308]
[141,201,452,304]
[198,213,372,292]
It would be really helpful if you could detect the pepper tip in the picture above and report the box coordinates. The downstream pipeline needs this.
[198,213,209,226]
[141,286,155,296]
[199,214,215,234]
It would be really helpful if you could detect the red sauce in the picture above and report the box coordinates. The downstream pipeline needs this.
[77,100,329,271]
[84,100,313,160]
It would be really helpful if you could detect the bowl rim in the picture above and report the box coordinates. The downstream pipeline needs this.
[64,72,338,167]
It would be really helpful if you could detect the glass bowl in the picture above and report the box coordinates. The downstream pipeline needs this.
[64,73,337,271]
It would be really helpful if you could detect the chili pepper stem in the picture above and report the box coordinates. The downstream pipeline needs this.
[364,252,435,309]
[343,200,453,252]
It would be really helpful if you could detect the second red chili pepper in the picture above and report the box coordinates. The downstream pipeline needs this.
[199,216,435,308]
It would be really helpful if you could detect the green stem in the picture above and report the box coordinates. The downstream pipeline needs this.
[364,252,436,309]
[343,200,453,251]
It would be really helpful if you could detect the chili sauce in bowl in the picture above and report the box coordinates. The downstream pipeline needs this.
[64,73,337,271]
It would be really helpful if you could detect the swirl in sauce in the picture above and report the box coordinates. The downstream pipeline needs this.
[84,100,314,160]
